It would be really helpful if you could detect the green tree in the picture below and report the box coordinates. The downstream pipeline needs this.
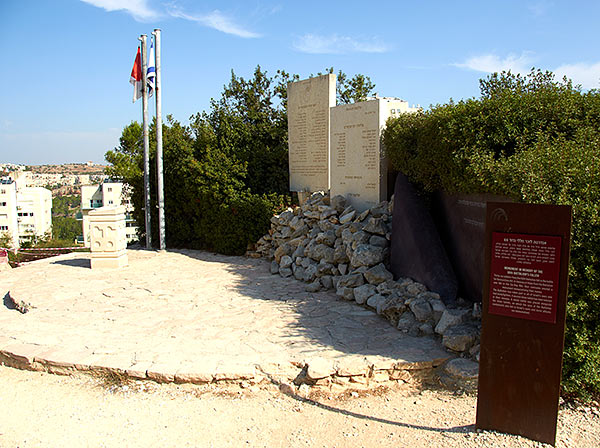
[106,65,375,253]
[52,216,81,241]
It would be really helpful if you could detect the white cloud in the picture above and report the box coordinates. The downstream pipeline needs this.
[455,52,535,74]
[528,1,551,18]
[554,62,600,89]
[167,8,260,38]
[456,51,600,90]
[81,0,159,22]
[293,34,389,54]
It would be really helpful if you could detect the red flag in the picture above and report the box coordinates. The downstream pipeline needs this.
[130,46,143,103]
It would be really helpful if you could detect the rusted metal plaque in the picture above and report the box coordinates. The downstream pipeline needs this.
[476,202,571,446]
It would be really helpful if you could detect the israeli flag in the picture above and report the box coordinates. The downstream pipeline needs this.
[147,41,156,98]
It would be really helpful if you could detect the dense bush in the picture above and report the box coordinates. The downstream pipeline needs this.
[383,70,600,400]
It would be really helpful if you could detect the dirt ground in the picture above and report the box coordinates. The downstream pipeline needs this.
[0,366,598,448]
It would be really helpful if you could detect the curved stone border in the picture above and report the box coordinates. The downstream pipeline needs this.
[0,346,449,391]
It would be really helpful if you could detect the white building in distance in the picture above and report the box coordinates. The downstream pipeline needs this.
[0,175,52,248]
[80,182,138,247]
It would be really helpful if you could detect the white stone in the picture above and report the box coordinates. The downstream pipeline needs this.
[330,98,414,212]
[89,206,128,269]
[288,74,336,192]
[435,309,471,335]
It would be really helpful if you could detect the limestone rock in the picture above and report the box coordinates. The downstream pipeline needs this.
[280,226,292,239]
[369,235,388,247]
[405,282,427,298]
[339,210,356,224]
[330,195,347,213]
[363,217,387,235]
[351,231,370,249]
[292,243,306,259]
[333,245,350,264]
[364,263,394,285]
[444,358,479,380]
[279,266,292,277]
[429,299,446,324]
[337,273,365,289]
[376,280,400,296]
[274,244,291,263]
[469,344,481,362]
[418,323,434,335]
[442,324,479,352]
[380,296,406,325]
[293,266,305,281]
[317,261,335,276]
[319,207,337,220]
[336,287,355,301]
[370,202,389,217]
[305,280,322,293]
[350,244,384,268]
[315,230,336,247]
[291,224,309,238]
[338,263,348,275]
[303,263,318,283]
[320,275,333,290]
[435,309,471,335]
[279,255,292,269]
[312,244,336,264]
[409,299,432,322]
[270,260,279,275]
[305,357,335,380]
[353,284,377,305]
[366,294,386,312]
[397,312,416,333]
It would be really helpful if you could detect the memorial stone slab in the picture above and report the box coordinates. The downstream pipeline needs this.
[288,74,336,193]
[330,98,413,212]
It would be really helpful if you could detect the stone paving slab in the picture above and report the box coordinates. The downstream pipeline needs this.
[0,249,451,387]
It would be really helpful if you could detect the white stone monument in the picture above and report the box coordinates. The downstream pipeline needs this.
[330,97,417,212]
[89,206,128,269]
[287,74,336,195]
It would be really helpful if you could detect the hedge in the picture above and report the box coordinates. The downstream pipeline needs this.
[383,70,600,400]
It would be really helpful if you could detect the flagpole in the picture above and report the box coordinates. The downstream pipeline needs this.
[152,28,166,250]
[139,34,152,249]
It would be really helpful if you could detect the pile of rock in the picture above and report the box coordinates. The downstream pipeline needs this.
[254,192,480,362]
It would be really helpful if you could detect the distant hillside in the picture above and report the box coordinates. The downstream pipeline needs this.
[27,163,108,175]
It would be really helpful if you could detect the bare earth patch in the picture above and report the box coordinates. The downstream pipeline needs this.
[0,366,598,448]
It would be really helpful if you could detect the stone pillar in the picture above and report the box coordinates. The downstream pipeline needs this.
[89,206,128,269]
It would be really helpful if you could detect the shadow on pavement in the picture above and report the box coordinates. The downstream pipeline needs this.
[51,258,91,269]
[174,249,448,364]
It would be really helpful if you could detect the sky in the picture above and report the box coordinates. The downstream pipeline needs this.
[1,0,599,165]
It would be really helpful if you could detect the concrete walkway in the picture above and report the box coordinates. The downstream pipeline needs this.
[0,249,450,388]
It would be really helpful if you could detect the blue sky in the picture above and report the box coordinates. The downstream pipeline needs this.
[1,0,599,165]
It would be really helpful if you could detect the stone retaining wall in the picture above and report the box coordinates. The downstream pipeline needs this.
[253,192,481,363]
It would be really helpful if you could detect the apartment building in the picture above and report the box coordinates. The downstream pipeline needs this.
[80,182,138,247]
[0,177,52,248]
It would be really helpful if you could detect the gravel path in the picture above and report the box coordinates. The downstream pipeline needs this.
[1,366,598,448]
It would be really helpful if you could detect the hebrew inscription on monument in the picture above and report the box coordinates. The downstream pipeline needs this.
[287,74,336,192]
[330,98,410,212]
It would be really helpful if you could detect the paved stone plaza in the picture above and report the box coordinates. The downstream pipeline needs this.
[0,249,450,386]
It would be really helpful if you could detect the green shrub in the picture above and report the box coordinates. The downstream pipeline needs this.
[383,70,600,400]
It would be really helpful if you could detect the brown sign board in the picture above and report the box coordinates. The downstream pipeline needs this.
[476,202,572,445]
